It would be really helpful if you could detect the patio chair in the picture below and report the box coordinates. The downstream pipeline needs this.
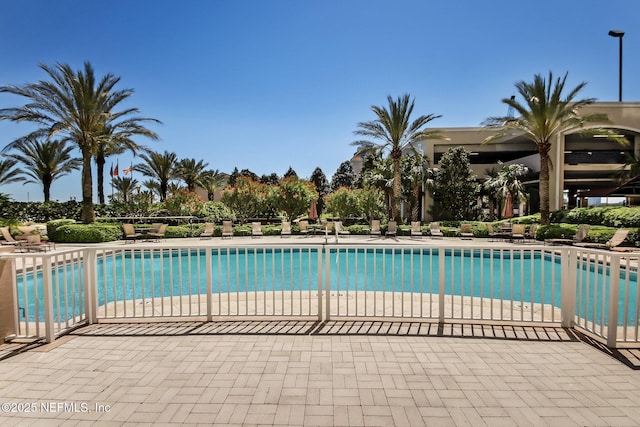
[510,223,526,242]
[574,228,629,250]
[222,221,233,239]
[251,222,263,238]
[200,222,214,239]
[460,223,474,240]
[146,223,168,241]
[385,221,397,238]
[410,222,423,238]
[122,223,141,243]
[0,227,19,245]
[486,223,498,241]
[545,224,590,246]
[280,221,292,237]
[369,219,381,237]
[525,223,539,243]
[429,222,444,239]
[335,221,350,237]
[298,220,310,237]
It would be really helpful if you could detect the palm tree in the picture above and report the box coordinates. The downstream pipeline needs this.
[201,169,228,201]
[360,152,394,217]
[353,94,442,222]
[174,158,209,191]
[482,166,500,221]
[111,176,139,204]
[134,150,177,201]
[94,117,158,204]
[486,163,529,219]
[482,72,625,224]
[0,157,23,186]
[0,62,160,223]
[4,138,81,201]
[401,153,429,222]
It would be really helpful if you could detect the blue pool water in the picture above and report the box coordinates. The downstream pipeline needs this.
[17,248,639,325]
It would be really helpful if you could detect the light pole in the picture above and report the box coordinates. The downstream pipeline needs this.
[608,29,624,102]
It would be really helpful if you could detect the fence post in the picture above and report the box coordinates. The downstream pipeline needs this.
[42,254,55,343]
[324,246,331,321]
[206,248,212,322]
[561,248,576,328]
[84,248,98,324]
[438,248,445,323]
[317,246,323,322]
[0,258,18,338]
[607,255,621,348]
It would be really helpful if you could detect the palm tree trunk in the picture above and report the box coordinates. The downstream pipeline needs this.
[539,151,550,225]
[392,156,401,223]
[81,151,95,224]
[96,155,106,204]
[411,184,420,222]
[43,175,52,202]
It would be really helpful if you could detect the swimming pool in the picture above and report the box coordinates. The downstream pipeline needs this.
[16,247,639,326]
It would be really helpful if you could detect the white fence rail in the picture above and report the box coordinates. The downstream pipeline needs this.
[2,243,639,347]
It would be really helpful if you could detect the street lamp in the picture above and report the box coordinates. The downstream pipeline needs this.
[608,29,625,102]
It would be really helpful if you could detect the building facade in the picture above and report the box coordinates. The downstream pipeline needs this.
[417,102,640,220]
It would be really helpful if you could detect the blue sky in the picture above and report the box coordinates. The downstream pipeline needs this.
[1,0,639,202]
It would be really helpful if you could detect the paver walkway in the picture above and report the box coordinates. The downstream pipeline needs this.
[1,322,640,426]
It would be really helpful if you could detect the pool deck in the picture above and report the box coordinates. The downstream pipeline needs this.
[2,236,640,425]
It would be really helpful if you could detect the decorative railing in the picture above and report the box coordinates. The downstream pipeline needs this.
[1,243,638,348]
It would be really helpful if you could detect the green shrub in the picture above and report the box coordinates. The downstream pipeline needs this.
[54,223,122,243]
[201,202,236,221]
[47,219,77,242]
[536,224,578,240]
[165,225,193,238]
[561,206,640,228]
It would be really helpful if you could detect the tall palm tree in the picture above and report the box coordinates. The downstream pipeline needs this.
[95,117,158,204]
[201,169,228,201]
[0,157,23,186]
[482,72,625,224]
[174,158,209,191]
[134,150,177,201]
[353,94,442,222]
[0,62,160,223]
[4,138,81,201]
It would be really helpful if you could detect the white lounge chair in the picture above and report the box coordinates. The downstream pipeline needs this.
[411,222,423,238]
[222,221,233,239]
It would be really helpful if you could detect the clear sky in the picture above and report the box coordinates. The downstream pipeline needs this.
[1,0,639,202]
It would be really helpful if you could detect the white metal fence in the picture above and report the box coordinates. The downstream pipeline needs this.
[2,243,639,347]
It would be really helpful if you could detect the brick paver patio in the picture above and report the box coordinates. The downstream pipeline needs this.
[1,322,640,426]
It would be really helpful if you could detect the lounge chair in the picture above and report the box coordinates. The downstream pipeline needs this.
[510,223,526,242]
[251,222,263,238]
[0,227,19,245]
[545,224,590,246]
[486,223,498,241]
[460,223,474,240]
[525,223,539,243]
[335,221,350,237]
[574,228,629,250]
[298,220,310,237]
[429,222,443,239]
[323,221,334,234]
[280,221,292,237]
[410,222,423,238]
[385,221,397,238]
[369,219,381,237]
[146,223,168,241]
[122,223,141,243]
[200,222,214,239]
[222,221,233,239]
